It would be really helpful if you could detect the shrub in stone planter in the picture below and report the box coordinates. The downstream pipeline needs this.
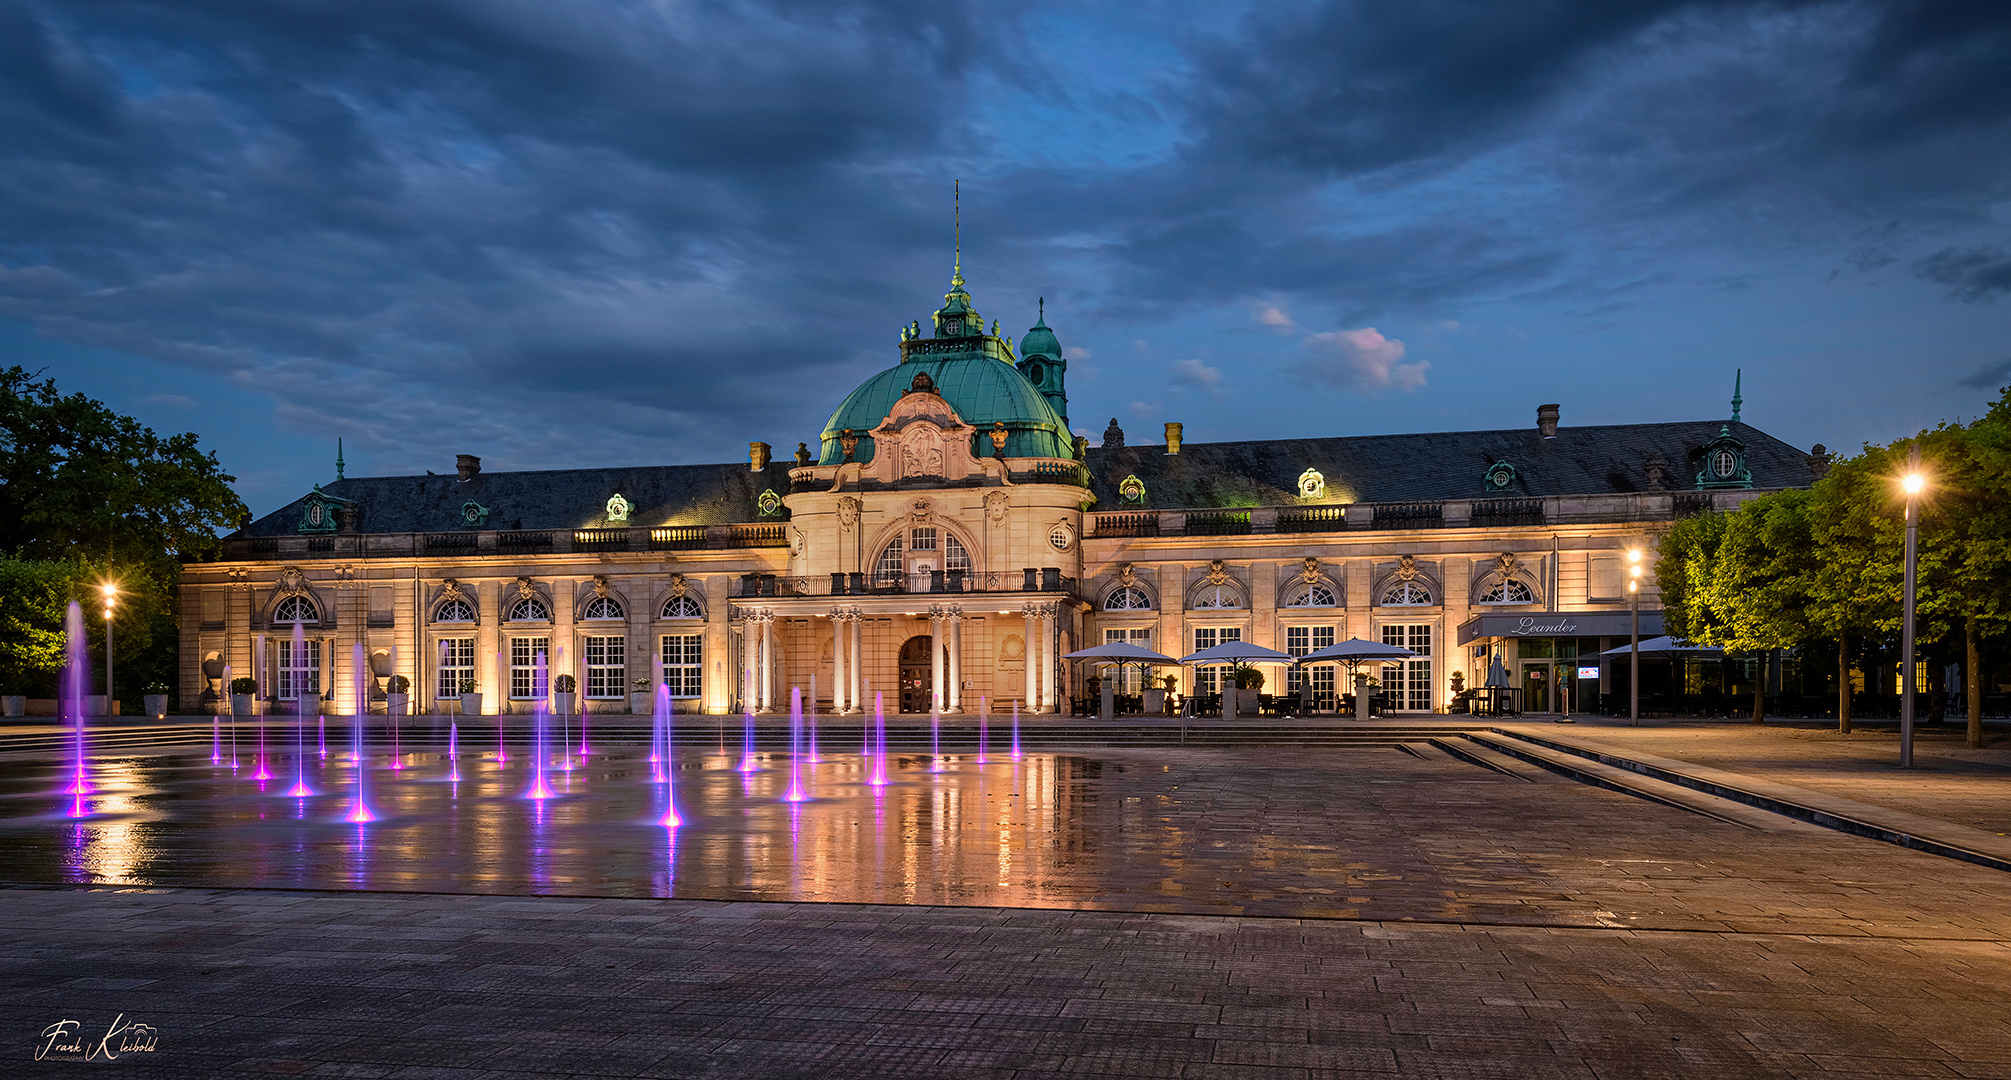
[229,676,258,716]
[386,674,410,716]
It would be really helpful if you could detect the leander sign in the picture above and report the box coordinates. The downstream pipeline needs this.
[1456,611,1664,646]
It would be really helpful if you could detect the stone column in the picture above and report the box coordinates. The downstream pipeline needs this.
[849,608,863,714]
[947,608,964,713]
[733,622,751,713]
[1041,603,1059,713]
[929,605,946,713]
[831,611,847,715]
[758,612,774,713]
[1023,602,1039,712]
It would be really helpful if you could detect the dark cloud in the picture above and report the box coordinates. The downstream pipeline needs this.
[1914,246,2011,303]
[1957,356,2011,390]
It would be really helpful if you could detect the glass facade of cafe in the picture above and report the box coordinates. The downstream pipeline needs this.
[1458,612,1666,715]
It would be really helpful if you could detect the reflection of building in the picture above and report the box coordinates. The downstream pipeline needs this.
[181,265,1824,715]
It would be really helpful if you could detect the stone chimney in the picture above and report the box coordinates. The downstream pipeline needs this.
[1164,422,1183,455]
[749,441,771,470]
[1807,444,1831,480]
[456,454,481,480]
[335,504,359,533]
[1537,404,1560,439]
[1102,418,1125,450]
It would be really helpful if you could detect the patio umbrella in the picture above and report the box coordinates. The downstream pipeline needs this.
[1177,641,1294,665]
[1064,642,1180,717]
[1294,638,1417,667]
[1598,636,1723,660]
[1484,654,1513,687]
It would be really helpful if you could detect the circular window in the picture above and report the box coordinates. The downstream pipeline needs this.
[1713,449,1736,477]
[1049,525,1071,551]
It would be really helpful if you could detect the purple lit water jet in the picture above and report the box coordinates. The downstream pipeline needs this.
[656,683,681,827]
[930,708,944,771]
[223,662,240,769]
[387,644,402,771]
[447,722,461,783]
[1012,701,1023,760]
[869,692,889,786]
[62,602,91,806]
[345,643,376,823]
[783,688,808,802]
[739,709,758,772]
[977,697,990,764]
[284,623,313,797]
[525,650,554,800]
[807,674,820,762]
[211,715,221,765]
[317,714,326,759]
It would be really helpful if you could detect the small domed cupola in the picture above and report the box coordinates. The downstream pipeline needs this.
[933,268,981,338]
[1015,297,1069,432]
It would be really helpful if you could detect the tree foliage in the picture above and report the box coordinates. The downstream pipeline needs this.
[0,369,247,704]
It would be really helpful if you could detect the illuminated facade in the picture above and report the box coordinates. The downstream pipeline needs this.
[180,270,1826,716]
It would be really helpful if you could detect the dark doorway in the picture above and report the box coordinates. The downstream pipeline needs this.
[899,635,934,714]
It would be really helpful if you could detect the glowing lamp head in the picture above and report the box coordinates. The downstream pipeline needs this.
[1902,473,1925,495]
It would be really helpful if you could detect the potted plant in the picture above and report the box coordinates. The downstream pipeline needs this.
[230,676,258,718]
[386,674,410,716]
[458,677,481,717]
[1144,674,1171,716]
[1228,665,1264,717]
[630,677,653,716]
[554,673,577,717]
[143,681,170,719]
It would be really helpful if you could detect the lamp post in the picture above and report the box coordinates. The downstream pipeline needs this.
[1900,446,1924,769]
[1628,550,1643,726]
[100,583,117,718]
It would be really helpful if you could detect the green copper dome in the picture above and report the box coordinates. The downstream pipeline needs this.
[819,356,1074,465]
[1020,302,1060,360]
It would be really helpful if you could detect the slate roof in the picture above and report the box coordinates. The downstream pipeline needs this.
[1081,420,1815,509]
[234,420,1816,538]
[236,461,799,538]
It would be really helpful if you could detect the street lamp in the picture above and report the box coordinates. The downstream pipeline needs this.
[1900,446,1925,768]
[1628,549,1643,726]
[100,583,117,719]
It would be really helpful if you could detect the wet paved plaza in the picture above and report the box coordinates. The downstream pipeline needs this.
[7,720,2011,1077]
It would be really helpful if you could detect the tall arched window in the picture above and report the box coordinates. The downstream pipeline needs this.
[435,598,475,623]
[945,532,971,574]
[873,533,905,584]
[581,596,624,621]
[1105,586,1152,611]
[273,596,319,624]
[508,596,553,621]
[661,595,704,619]
[1381,581,1433,606]
[1480,579,1534,604]
[1283,582,1337,608]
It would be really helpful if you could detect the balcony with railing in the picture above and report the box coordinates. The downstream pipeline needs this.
[730,568,1078,600]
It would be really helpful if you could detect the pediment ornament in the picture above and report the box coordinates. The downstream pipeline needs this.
[1206,560,1230,587]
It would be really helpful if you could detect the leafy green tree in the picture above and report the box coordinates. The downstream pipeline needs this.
[0,368,246,710]
[0,557,90,695]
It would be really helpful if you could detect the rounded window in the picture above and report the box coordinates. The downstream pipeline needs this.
[1105,586,1151,611]
[508,596,552,621]
[661,595,704,619]
[1191,584,1243,610]
[581,596,624,621]
[1480,579,1534,604]
[273,596,320,624]
[1381,581,1433,606]
[434,598,475,623]
[1283,583,1337,608]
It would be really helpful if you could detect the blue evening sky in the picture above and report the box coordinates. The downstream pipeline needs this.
[3,0,2006,517]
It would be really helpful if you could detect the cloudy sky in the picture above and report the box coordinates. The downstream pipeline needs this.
[4,0,2007,516]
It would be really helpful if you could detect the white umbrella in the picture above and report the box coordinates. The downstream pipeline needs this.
[1063,642,1179,663]
[1295,638,1417,666]
[1598,636,1722,660]
[1177,641,1294,665]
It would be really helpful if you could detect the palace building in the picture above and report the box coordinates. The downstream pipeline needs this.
[181,265,1827,717]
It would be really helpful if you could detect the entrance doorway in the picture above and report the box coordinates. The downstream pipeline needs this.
[1522,662,1551,713]
[898,635,934,714]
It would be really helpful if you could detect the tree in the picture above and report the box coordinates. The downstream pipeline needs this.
[0,369,247,709]
[0,557,89,695]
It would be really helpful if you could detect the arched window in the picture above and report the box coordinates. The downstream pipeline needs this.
[434,598,475,623]
[661,595,704,619]
[581,596,623,621]
[1283,582,1337,608]
[1480,579,1535,604]
[508,596,552,621]
[273,595,319,624]
[1105,585,1152,611]
[1191,584,1244,610]
[945,532,971,574]
[873,533,905,584]
[1381,581,1433,606]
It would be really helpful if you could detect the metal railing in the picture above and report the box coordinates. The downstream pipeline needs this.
[1370,502,1444,530]
[1185,510,1252,536]
[1276,506,1347,534]
[1090,512,1159,538]
[730,569,1076,599]
[1468,498,1545,527]
[498,530,554,552]
[424,533,477,551]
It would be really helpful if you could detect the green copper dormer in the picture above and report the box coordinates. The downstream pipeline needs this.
[1015,297,1069,433]
[932,268,981,338]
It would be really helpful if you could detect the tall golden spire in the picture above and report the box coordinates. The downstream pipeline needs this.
[952,179,962,289]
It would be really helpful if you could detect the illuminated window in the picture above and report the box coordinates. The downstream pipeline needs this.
[1286,625,1336,701]
[1381,623,1433,712]
[277,639,321,701]
[508,596,552,621]
[874,533,905,585]
[1284,582,1337,607]
[1192,584,1243,609]
[435,598,475,623]
[1192,626,1242,695]
[1480,580,1534,604]
[273,596,319,624]
[1105,586,1152,611]
[581,596,624,621]
[436,638,474,698]
[585,636,624,698]
[509,637,551,699]
[1381,581,1433,606]
[661,634,703,699]
[945,533,971,573]
[661,595,704,619]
